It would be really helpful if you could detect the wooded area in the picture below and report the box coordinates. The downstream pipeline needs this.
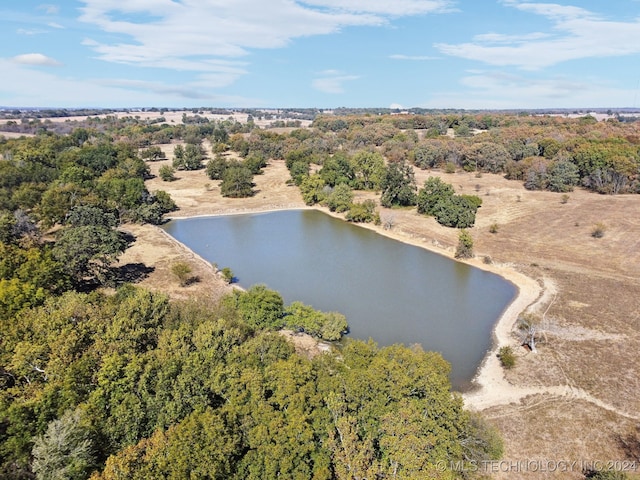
[1,109,638,479]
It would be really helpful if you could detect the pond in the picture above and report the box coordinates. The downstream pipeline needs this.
[162,209,517,390]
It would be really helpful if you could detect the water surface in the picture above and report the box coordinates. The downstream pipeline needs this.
[163,210,516,389]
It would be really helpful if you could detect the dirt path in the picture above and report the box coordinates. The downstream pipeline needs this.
[119,150,640,477]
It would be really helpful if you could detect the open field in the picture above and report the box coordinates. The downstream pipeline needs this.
[0,109,312,129]
[117,140,640,479]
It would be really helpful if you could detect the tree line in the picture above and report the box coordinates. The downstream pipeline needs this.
[4,110,634,478]
[0,122,505,478]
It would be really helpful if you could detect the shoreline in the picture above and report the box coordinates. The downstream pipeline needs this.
[160,204,542,404]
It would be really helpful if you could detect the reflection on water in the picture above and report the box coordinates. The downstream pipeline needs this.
[163,210,516,390]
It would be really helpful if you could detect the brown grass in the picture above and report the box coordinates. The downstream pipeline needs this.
[117,146,640,479]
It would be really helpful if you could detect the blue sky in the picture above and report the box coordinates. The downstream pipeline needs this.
[1,0,640,109]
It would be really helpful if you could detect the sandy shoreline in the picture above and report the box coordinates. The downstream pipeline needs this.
[126,155,640,475]
[160,203,543,404]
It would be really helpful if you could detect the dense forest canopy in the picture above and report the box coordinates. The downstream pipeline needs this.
[1,109,638,478]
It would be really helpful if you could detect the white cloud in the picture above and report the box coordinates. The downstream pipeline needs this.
[318,69,342,76]
[471,32,550,44]
[0,59,259,107]
[48,22,64,29]
[78,0,373,63]
[422,70,637,109]
[11,53,62,67]
[99,79,214,100]
[312,71,359,94]
[299,0,454,16]
[77,0,451,79]
[17,28,48,35]
[436,2,640,69]
[390,54,439,60]
[38,4,60,15]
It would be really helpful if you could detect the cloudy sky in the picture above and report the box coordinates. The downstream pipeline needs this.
[2,0,640,109]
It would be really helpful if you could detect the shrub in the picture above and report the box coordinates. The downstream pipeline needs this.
[171,262,192,287]
[489,223,499,234]
[345,199,378,223]
[497,346,516,369]
[591,223,606,238]
[283,301,348,341]
[221,267,234,284]
[158,165,176,182]
[381,213,395,230]
[454,229,474,259]
[444,162,456,173]
[140,146,165,161]
[584,469,630,479]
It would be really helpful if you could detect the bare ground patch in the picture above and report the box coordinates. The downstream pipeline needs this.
[118,155,640,477]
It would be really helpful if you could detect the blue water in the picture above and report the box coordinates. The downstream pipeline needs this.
[163,210,516,390]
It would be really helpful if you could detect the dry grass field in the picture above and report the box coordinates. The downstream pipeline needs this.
[117,140,640,479]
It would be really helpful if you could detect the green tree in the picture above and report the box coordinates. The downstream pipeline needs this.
[172,144,185,169]
[221,267,234,283]
[152,189,177,210]
[463,142,510,173]
[65,205,118,228]
[324,342,471,479]
[326,183,354,213]
[0,278,47,320]
[220,166,254,198]
[0,212,18,244]
[497,346,516,369]
[140,146,164,161]
[52,225,127,285]
[228,285,284,329]
[319,152,354,187]
[547,159,580,192]
[206,155,228,180]
[39,182,87,227]
[416,177,455,215]
[31,408,95,480]
[299,174,326,205]
[243,152,267,175]
[380,160,417,207]
[351,151,385,190]
[96,409,242,480]
[182,143,205,170]
[12,245,71,294]
[95,173,147,212]
[459,411,504,464]
[288,160,310,186]
[412,142,445,169]
[433,195,481,228]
